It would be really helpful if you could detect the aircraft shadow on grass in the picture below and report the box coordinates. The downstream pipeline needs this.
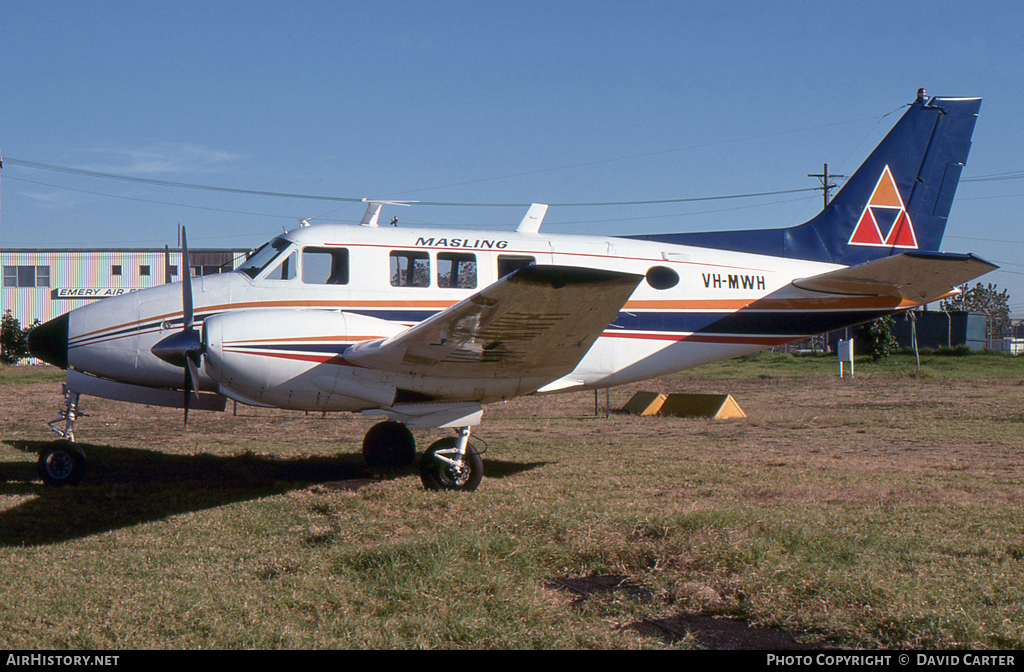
[0,440,547,547]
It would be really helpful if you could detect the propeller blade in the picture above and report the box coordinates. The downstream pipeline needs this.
[183,368,191,427]
[151,225,203,426]
[181,341,202,427]
[181,227,194,331]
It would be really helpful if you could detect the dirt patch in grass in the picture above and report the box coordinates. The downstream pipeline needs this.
[547,574,654,604]
[631,614,821,649]
[547,574,820,649]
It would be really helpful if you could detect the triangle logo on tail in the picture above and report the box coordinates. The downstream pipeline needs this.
[848,165,918,249]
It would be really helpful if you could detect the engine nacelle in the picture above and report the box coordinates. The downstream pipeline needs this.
[203,309,404,410]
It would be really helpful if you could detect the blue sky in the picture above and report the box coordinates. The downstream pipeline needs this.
[2,1,1023,311]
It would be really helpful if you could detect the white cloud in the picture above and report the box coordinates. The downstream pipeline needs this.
[84,143,244,175]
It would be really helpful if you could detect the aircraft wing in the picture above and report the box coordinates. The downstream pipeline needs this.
[792,252,998,303]
[345,265,643,383]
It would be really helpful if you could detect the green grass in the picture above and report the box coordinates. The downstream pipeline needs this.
[0,365,66,386]
[676,349,1024,380]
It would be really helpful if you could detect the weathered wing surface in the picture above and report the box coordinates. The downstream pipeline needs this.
[344,265,643,384]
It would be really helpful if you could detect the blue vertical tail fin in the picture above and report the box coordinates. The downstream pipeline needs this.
[628,91,981,266]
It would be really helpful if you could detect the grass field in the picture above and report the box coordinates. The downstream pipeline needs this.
[1,351,1023,649]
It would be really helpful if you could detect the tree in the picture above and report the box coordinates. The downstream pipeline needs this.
[0,311,30,364]
[857,315,900,361]
[941,282,1012,345]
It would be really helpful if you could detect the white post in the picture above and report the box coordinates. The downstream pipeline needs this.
[838,338,855,378]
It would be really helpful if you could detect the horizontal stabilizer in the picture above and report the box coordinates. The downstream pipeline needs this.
[345,265,643,384]
[792,252,998,303]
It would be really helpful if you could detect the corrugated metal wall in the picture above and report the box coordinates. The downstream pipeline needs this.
[1,249,247,326]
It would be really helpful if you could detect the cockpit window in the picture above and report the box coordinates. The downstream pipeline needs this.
[237,238,292,279]
[265,251,297,281]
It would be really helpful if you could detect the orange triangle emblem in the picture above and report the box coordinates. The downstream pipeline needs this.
[848,165,918,249]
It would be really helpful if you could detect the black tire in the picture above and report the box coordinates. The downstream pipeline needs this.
[38,440,87,487]
[419,438,483,491]
[362,421,416,472]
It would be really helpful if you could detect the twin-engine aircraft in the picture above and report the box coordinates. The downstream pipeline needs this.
[27,91,995,491]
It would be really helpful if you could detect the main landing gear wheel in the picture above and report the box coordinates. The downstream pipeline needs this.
[420,437,483,492]
[38,440,87,487]
[362,420,417,472]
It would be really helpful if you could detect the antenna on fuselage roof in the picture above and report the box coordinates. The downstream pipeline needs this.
[359,199,418,227]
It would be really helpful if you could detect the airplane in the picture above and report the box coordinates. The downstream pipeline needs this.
[26,89,996,491]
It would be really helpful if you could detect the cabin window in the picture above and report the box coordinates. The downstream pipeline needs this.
[437,252,477,289]
[139,265,151,276]
[302,248,349,285]
[266,251,298,281]
[238,237,291,279]
[646,266,679,290]
[390,251,430,288]
[497,255,535,278]
[111,265,122,276]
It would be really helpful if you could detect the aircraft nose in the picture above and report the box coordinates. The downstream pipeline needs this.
[27,313,69,369]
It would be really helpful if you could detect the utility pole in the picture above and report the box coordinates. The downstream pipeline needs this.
[808,163,846,209]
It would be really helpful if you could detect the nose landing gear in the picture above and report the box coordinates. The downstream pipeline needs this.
[40,388,88,486]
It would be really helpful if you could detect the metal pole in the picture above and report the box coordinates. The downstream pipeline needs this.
[809,163,847,209]
[823,163,830,210]
[910,312,920,371]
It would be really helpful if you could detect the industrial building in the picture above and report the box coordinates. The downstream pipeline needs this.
[820,309,989,355]
[1,247,249,327]
[889,310,989,351]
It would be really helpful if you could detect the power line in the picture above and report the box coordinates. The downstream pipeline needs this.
[962,169,1024,182]
[3,158,366,204]
[3,156,820,208]
[946,235,1024,245]
[3,175,301,221]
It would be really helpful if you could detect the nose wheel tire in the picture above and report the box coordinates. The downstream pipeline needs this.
[420,438,483,491]
[38,440,87,487]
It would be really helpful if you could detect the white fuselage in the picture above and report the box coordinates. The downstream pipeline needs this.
[64,224,897,415]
